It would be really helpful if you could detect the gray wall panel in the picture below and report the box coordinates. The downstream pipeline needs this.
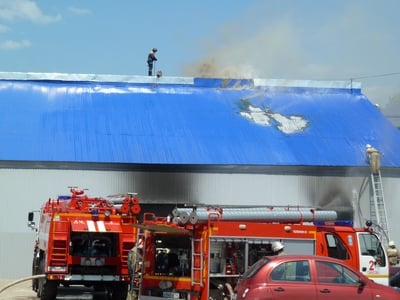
[0,233,35,279]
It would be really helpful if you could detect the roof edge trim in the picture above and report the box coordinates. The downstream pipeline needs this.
[254,78,361,90]
[0,72,361,90]
[0,71,194,85]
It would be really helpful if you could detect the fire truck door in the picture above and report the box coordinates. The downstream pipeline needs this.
[357,232,389,286]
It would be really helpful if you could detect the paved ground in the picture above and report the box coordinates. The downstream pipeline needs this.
[0,279,38,300]
[0,279,103,300]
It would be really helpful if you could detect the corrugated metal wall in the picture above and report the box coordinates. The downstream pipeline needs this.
[1,168,399,278]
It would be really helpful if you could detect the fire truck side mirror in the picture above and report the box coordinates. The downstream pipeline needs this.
[28,212,34,222]
[27,212,36,230]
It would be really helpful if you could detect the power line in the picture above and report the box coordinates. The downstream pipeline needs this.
[350,72,400,80]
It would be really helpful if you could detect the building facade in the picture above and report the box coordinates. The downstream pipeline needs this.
[0,73,399,278]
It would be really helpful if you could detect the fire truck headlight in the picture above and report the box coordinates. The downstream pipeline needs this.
[159,280,173,290]
[104,210,111,217]
[82,258,92,266]
[95,258,105,266]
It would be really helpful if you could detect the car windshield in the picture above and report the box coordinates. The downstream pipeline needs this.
[242,257,271,279]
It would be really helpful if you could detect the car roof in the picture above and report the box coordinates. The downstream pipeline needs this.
[264,254,346,264]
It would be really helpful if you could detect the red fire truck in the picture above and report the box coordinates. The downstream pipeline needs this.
[129,206,389,300]
[27,188,141,300]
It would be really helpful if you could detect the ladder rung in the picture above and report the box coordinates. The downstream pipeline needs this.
[191,238,204,287]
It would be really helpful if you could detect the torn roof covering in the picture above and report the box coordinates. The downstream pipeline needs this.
[0,72,399,168]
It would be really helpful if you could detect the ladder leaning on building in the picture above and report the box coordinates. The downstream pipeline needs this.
[366,144,390,247]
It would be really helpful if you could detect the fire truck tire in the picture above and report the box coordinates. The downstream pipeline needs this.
[36,258,45,298]
[92,286,107,300]
[32,257,38,292]
[110,283,128,300]
[37,257,58,300]
[40,280,57,300]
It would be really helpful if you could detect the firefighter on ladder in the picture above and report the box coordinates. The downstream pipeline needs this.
[365,144,381,174]
[128,239,143,299]
[387,240,400,266]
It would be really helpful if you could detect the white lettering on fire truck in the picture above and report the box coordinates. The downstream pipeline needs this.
[293,230,307,234]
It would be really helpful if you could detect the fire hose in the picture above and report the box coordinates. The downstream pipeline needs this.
[0,274,45,295]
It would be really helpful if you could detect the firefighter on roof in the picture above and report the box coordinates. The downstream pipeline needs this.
[147,48,158,76]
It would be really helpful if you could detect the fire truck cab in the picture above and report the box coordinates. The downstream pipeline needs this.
[129,206,389,300]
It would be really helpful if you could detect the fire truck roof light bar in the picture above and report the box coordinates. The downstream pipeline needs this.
[313,220,353,226]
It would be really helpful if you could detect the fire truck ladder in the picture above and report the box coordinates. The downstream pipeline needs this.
[191,238,203,288]
[51,220,69,267]
[369,170,390,246]
[129,229,145,299]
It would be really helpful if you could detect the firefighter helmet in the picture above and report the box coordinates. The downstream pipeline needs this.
[137,237,144,248]
[271,241,284,253]
[152,48,158,52]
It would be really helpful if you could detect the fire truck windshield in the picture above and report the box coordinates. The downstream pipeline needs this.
[70,232,117,257]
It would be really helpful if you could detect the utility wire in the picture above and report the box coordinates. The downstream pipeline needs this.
[350,72,400,80]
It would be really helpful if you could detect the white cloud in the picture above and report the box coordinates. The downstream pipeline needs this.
[68,6,92,16]
[0,0,61,24]
[0,39,30,49]
[0,23,8,32]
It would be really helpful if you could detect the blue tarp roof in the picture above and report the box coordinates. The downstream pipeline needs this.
[0,72,399,168]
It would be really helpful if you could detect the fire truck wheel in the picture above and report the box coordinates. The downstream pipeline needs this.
[93,285,108,300]
[93,285,106,292]
[36,258,45,298]
[32,258,38,292]
[40,280,57,300]
[110,283,128,300]
[36,257,57,300]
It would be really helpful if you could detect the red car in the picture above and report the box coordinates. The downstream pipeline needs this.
[235,255,399,300]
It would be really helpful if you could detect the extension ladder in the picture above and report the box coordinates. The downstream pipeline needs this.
[369,171,390,246]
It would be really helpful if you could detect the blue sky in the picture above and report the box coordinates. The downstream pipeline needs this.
[0,0,399,107]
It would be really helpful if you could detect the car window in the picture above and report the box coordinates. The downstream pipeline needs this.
[316,260,360,285]
[270,260,311,282]
[241,257,270,279]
